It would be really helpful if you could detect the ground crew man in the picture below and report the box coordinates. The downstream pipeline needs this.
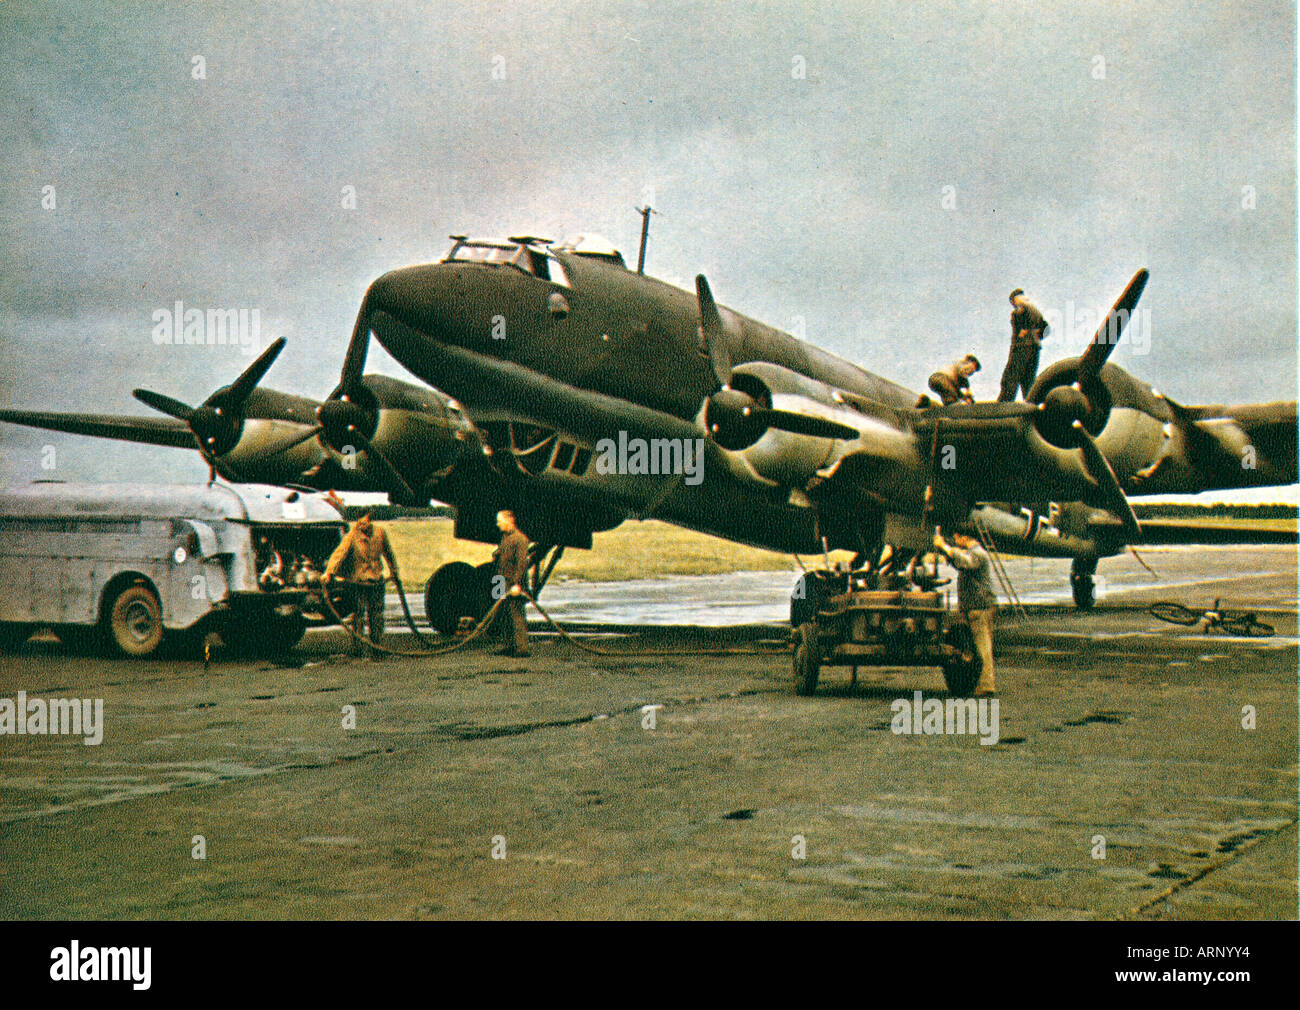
[998,288,1049,402]
[932,529,998,695]
[324,511,400,658]
[927,354,981,405]
[493,509,532,657]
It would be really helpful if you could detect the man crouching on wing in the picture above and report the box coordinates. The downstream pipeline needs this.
[932,528,998,696]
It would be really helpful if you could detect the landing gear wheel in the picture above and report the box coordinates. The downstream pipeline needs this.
[1070,558,1097,610]
[792,622,821,696]
[426,564,483,634]
[106,584,164,657]
[424,561,493,636]
[942,622,981,696]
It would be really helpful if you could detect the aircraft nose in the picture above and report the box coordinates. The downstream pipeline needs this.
[367,264,448,337]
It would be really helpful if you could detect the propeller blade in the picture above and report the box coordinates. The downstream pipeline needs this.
[349,430,417,504]
[339,293,373,395]
[133,389,195,422]
[1079,268,1149,381]
[1073,421,1141,540]
[758,407,860,441]
[695,275,731,389]
[259,424,324,458]
[225,336,287,406]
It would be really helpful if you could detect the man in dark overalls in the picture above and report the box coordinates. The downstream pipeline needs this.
[998,288,1049,402]
[493,509,532,657]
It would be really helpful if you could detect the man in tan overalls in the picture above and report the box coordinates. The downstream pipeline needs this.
[324,511,400,658]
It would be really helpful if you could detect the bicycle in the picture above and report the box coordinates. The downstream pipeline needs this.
[1148,598,1274,638]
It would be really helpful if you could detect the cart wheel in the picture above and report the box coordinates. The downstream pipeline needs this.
[942,622,981,696]
[792,622,821,696]
[791,571,835,628]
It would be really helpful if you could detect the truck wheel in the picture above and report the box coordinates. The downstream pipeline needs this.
[0,623,33,653]
[792,622,821,696]
[106,584,164,657]
[942,622,981,696]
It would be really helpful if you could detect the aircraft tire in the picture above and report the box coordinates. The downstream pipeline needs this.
[425,561,489,636]
[792,622,821,696]
[106,583,165,658]
[1070,558,1097,610]
[942,622,981,696]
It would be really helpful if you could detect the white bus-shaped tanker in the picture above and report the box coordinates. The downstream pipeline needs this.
[0,481,347,658]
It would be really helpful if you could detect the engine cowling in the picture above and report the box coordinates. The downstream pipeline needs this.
[1026,359,1171,488]
[705,363,887,489]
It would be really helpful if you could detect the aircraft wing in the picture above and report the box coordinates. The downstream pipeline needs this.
[1090,515,1296,547]
[809,391,1297,553]
[0,409,195,450]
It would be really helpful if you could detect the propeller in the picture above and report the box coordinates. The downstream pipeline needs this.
[134,337,288,473]
[1029,269,1150,540]
[695,275,859,447]
[287,290,419,504]
[1033,269,1149,446]
[1073,421,1141,540]
[1079,267,1148,382]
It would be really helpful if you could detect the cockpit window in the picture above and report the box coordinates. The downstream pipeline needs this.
[443,238,570,286]
[444,240,520,265]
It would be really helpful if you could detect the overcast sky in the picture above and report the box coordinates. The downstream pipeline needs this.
[0,0,1295,492]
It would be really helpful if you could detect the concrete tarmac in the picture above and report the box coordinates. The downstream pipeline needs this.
[1,545,1296,919]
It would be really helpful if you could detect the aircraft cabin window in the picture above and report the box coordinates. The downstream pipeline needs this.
[547,257,570,287]
[571,447,592,476]
[553,441,576,471]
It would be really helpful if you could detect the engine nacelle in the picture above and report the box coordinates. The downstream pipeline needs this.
[704,362,910,490]
[1026,359,1172,490]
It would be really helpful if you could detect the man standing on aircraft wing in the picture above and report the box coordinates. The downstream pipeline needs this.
[493,510,532,658]
[928,353,981,405]
[932,529,998,695]
[997,288,1049,402]
[324,511,400,659]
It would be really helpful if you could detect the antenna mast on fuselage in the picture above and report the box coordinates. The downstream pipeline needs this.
[635,205,654,275]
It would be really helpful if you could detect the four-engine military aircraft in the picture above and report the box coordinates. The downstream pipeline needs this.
[3,227,1296,631]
